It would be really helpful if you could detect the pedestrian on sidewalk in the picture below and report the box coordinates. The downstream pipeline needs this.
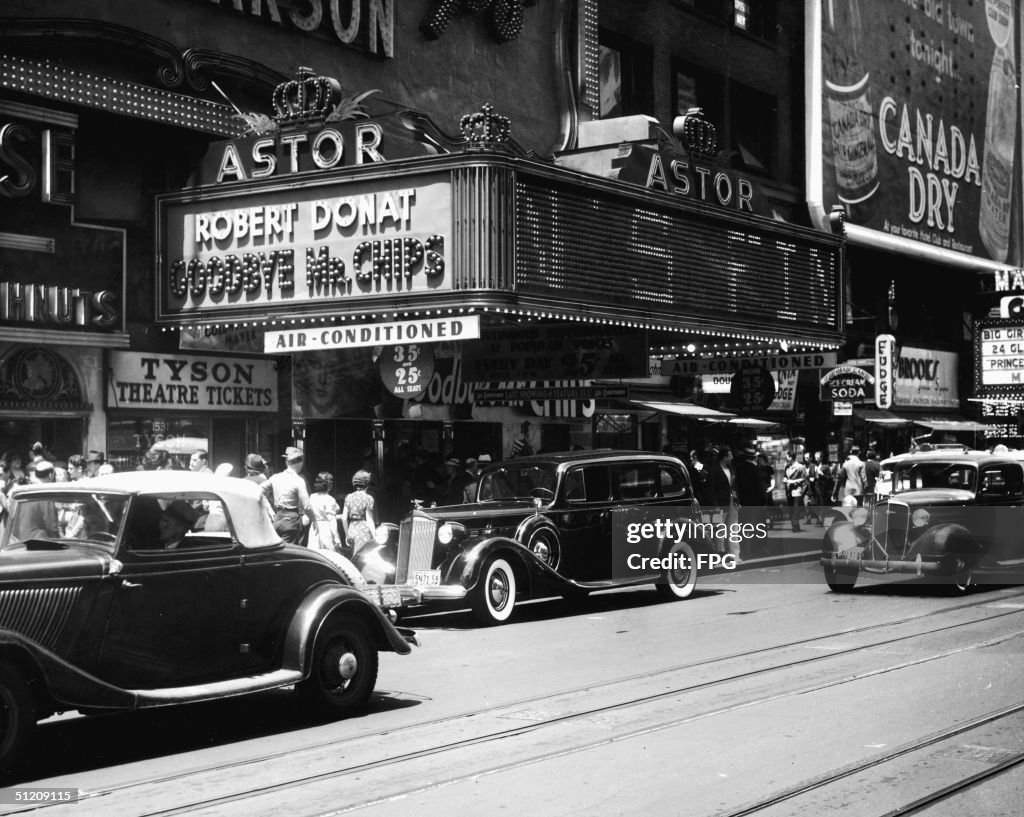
[709,447,740,558]
[734,447,767,557]
[784,452,808,532]
[863,449,880,509]
[836,447,866,506]
[262,447,318,545]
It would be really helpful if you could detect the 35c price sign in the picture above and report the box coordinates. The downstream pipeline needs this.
[377,344,435,399]
[730,365,776,412]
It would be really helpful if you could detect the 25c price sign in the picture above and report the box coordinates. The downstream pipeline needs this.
[377,344,435,399]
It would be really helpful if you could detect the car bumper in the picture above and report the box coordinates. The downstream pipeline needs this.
[367,582,470,608]
[820,552,966,576]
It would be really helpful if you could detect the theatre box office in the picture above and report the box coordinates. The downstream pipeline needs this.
[105,350,278,471]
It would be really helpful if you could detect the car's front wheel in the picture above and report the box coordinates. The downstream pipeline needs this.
[655,540,698,600]
[824,563,858,593]
[471,557,517,625]
[0,666,36,778]
[298,614,378,717]
[950,566,973,594]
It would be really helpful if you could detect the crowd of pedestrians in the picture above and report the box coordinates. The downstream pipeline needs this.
[684,443,889,555]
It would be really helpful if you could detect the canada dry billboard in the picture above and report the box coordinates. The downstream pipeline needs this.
[816,0,1021,264]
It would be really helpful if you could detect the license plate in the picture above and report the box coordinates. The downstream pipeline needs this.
[839,547,864,560]
[413,569,441,587]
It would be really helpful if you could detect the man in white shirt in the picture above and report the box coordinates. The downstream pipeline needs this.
[261,447,319,544]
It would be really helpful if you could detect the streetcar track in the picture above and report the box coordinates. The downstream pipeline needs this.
[33,591,1022,817]
[717,700,1024,817]
[166,625,1024,817]
[36,585,1020,812]
[879,749,1024,817]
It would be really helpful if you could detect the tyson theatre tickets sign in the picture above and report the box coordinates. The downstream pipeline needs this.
[811,0,1022,264]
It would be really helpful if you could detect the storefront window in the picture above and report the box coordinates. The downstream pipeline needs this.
[107,416,210,472]
[595,413,635,450]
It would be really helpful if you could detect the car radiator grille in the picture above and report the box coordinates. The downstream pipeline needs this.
[872,501,910,558]
[396,517,437,584]
[0,586,81,650]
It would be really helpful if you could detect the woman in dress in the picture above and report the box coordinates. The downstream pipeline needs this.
[309,471,342,552]
[341,469,377,558]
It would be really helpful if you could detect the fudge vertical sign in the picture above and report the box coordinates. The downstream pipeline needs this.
[815,0,1021,263]
[156,171,452,322]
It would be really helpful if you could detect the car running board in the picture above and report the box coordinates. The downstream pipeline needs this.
[128,668,304,708]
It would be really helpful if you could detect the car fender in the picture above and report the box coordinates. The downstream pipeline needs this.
[906,523,983,562]
[822,521,870,555]
[283,582,415,676]
[447,536,537,596]
[0,628,137,713]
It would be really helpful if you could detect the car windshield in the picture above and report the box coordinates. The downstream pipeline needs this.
[891,461,977,493]
[2,491,128,551]
[477,464,558,502]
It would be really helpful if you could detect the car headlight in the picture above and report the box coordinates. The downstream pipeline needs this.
[850,508,870,527]
[437,522,454,545]
[374,526,390,545]
[911,509,930,528]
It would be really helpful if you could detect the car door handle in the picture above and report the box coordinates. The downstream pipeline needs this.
[121,580,143,589]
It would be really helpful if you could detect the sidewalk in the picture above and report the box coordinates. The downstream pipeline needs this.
[716,515,829,572]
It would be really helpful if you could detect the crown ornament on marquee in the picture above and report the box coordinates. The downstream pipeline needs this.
[672,107,719,158]
[459,103,511,149]
[272,66,343,129]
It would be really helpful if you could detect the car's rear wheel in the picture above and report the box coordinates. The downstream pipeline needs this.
[471,557,517,625]
[824,564,858,593]
[0,666,36,778]
[298,614,378,717]
[655,540,698,600]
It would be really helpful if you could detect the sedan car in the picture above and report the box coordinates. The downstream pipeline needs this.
[364,450,712,625]
[0,471,416,775]
[821,450,1024,592]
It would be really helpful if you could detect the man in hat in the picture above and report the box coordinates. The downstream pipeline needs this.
[734,447,767,557]
[85,450,105,479]
[261,447,318,544]
[159,500,199,549]
[244,453,268,485]
[442,456,469,505]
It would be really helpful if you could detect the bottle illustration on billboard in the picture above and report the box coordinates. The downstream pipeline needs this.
[823,0,879,222]
[979,5,1017,262]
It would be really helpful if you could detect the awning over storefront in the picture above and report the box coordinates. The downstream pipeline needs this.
[723,417,779,428]
[914,419,988,432]
[630,400,736,420]
[856,409,913,426]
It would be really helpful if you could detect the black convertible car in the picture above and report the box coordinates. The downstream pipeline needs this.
[0,471,416,775]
